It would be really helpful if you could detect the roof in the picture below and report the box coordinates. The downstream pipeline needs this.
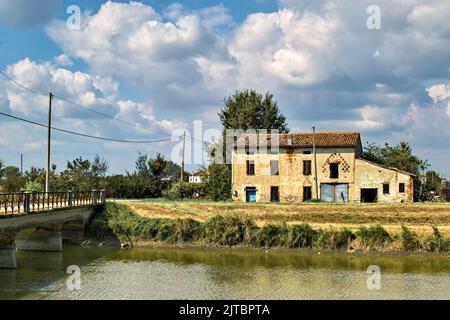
[356,158,416,177]
[234,131,361,148]
[190,171,207,176]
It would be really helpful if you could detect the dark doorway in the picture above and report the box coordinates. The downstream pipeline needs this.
[361,188,378,203]
[270,186,279,202]
[303,186,312,201]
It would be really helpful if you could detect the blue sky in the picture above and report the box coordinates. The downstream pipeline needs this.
[0,0,450,177]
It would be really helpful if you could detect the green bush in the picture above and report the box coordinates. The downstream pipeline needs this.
[314,228,353,249]
[424,226,450,252]
[204,164,231,201]
[255,224,289,247]
[202,215,257,246]
[400,226,420,251]
[356,224,392,249]
[288,224,316,248]
[25,180,44,192]
[173,218,201,242]
[163,181,203,200]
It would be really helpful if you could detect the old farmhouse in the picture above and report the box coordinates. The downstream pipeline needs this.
[231,131,414,203]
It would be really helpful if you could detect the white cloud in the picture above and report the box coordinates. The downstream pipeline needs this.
[1,57,186,153]
[427,83,450,103]
[53,54,73,67]
[2,0,448,174]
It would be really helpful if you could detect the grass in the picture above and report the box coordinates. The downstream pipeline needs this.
[88,202,450,253]
[120,199,450,237]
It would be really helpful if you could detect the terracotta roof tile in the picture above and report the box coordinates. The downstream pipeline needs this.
[235,131,361,148]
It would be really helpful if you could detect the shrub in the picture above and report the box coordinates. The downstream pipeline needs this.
[314,228,353,249]
[255,223,289,247]
[173,218,201,242]
[399,226,420,251]
[25,180,44,192]
[424,226,450,252]
[204,164,231,201]
[202,215,257,246]
[288,224,316,248]
[163,181,196,200]
[356,224,392,249]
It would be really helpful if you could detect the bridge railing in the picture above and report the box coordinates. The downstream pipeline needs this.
[0,190,106,217]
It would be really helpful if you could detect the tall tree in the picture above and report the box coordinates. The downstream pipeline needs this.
[206,90,289,201]
[218,90,289,133]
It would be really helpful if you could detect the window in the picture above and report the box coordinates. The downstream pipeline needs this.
[246,160,255,175]
[270,160,279,176]
[270,148,279,155]
[399,183,405,193]
[303,186,312,201]
[303,150,312,154]
[303,160,312,175]
[330,163,339,178]
[270,186,280,202]
[246,149,255,155]
[383,183,390,194]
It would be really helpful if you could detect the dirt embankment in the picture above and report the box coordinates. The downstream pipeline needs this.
[125,201,450,236]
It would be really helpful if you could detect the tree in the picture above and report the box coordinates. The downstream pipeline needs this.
[204,163,231,201]
[218,89,289,133]
[135,152,151,177]
[208,90,289,201]
[0,165,25,192]
[362,141,429,200]
[423,170,444,195]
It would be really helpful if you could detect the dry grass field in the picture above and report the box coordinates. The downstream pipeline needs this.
[119,200,450,236]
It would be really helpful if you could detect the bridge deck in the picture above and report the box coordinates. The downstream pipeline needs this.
[0,190,105,218]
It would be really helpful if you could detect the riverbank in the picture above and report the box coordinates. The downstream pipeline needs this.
[86,202,450,254]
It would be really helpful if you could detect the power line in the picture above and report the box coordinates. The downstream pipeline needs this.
[0,70,206,144]
[0,111,173,144]
[0,70,47,96]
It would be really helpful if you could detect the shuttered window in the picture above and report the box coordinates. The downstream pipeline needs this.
[303,160,312,175]
[270,160,279,176]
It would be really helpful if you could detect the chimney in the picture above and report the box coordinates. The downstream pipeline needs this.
[287,134,292,146]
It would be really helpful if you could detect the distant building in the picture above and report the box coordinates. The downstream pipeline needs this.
[232,131,414,203]
[189,171,207,184]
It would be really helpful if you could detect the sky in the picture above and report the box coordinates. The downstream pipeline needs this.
[0,0,449,177]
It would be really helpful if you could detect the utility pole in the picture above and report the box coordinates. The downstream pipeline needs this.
[180,131,186,182]
[20,153,23,176]
[312,126,319,200]
[45,92,53,193]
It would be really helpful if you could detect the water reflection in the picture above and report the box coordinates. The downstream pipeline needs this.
[0,246,448,300]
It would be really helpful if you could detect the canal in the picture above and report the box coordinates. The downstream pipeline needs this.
[0,246,449,299]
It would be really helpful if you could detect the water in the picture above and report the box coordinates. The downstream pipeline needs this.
[0,246,449,300]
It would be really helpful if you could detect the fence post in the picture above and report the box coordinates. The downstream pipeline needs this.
[68,190,73,208]
[24,191,30,215]
[92,190,97,206]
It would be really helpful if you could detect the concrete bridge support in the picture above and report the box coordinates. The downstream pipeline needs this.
[0,234,17,269]
[0,207,95,269]
[16,226,63,252]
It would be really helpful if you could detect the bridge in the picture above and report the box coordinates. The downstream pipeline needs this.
[0,190,106,269]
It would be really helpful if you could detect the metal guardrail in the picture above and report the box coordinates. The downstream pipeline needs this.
[0,190,106,217]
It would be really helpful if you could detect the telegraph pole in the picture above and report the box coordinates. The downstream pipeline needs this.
[45,92,53,193]
[20,153,23,176]
[180,131,186,182]
[312,126,319,200]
